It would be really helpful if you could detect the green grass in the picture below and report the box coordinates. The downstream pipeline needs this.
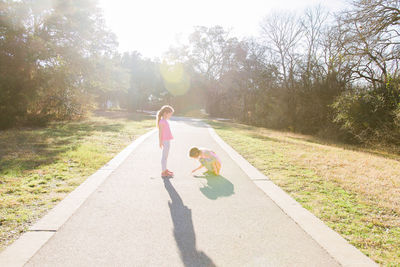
[209,120,400,266]
[175,108,209,119]
[0,110,155,251]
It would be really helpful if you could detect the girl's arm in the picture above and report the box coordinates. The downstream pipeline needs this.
[159,123,163,148]
[191,164,204,173]
[212,162,219,175]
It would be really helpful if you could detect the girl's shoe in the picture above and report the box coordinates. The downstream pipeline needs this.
[161,170,172,178]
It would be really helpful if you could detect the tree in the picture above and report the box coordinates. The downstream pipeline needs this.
[260,12,304,129]
[187,26,239,81]
[0,0,41,127]
[184,26,241,115]
[332,0,400,143]
[0,0,119,128]
[260,12,303,87]
[122,52,165,111]
[339,0,400,87]
[301,5,329,86]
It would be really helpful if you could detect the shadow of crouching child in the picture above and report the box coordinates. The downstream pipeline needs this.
[194,173,235,200]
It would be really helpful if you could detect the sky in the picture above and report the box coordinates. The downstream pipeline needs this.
[97,0,349,59]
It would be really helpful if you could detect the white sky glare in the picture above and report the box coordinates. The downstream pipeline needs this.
[98,0,348,59]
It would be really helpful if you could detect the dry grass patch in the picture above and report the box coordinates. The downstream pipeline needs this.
[209,120,400,266]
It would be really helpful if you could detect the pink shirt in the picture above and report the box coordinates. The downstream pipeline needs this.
[159,118,173,141]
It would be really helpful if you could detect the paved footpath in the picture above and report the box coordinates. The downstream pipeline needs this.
[4,118,376,266]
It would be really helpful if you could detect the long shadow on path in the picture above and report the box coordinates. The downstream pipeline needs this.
[163,178,216,267]
[194,174,234,200]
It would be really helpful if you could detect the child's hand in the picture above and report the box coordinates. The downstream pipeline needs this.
[159,143,163,148]
[191,165,203,174]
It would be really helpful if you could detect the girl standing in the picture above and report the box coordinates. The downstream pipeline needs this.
[157,105,174,178]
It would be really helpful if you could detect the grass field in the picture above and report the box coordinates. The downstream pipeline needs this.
[0,111,155,251]
[209,120,400,266]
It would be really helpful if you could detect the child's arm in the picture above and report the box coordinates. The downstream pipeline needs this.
[212,162,219,175]
[158,123,163,148]
[191,164,204,173]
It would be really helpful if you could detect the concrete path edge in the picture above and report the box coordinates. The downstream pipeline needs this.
[0,129,157,267]
[206,125,378,267]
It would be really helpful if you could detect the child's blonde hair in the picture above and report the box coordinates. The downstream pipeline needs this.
[189,147,200,158]
[156,105,174,127]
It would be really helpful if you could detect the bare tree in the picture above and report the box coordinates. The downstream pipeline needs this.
[301,5,329,85]
[338,0,400,88]
[187,26,239,81]
[260,12,303,87]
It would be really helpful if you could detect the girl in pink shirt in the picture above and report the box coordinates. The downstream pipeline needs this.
[157,105,174,178]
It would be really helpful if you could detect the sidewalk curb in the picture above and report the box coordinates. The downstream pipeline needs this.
[207,125,378,267]
[0,128,157,267]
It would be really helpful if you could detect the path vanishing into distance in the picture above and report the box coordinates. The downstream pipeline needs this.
[0,117,377,267]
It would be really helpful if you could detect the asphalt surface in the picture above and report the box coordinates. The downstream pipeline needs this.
[25,118,340,267]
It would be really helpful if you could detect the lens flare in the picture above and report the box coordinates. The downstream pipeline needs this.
[159,62,190,96]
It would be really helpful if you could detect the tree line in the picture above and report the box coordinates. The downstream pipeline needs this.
[166,0,400,145]
[1,0,399,145]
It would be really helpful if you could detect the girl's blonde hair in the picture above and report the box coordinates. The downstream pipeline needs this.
[156,105,174,127]
[189,147,200,158]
